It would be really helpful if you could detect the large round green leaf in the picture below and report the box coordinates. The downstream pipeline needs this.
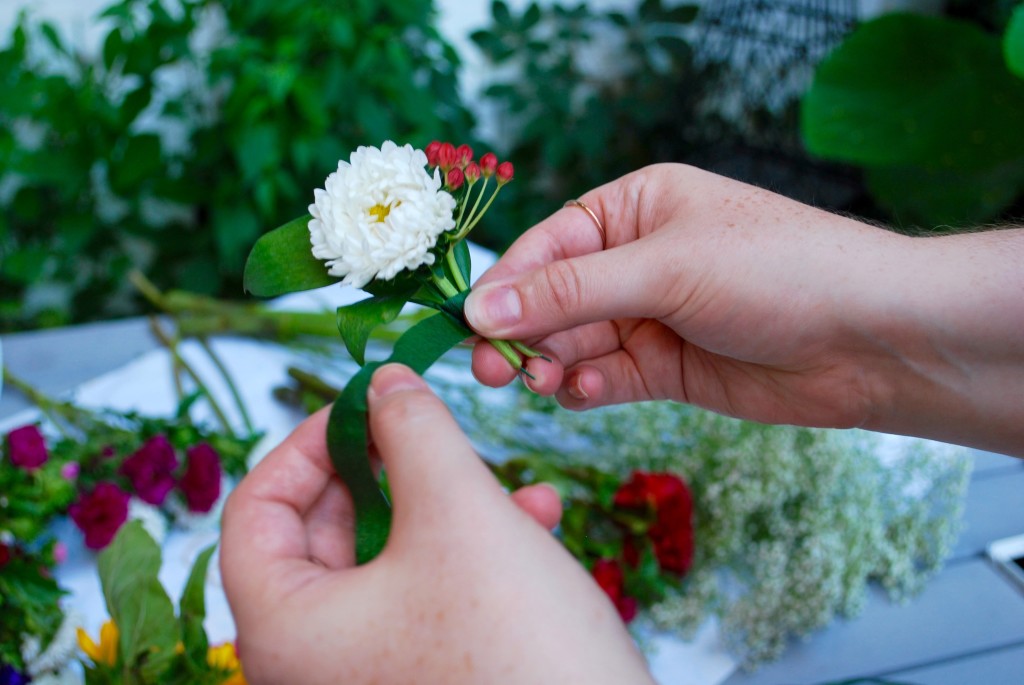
[866,158,1024,229]
[1006,4,1024,79]
[802,13,1024,171]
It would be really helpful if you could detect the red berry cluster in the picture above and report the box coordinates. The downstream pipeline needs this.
[425,141,514,191]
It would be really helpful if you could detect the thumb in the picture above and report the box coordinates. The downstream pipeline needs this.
[366,364,504,527]
[464,237,669,340]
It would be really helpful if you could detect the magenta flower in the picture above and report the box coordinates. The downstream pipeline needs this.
[6,425,48,470]
[69,482,130,550]
[179,443,222,513]
[60,462,80,481]
[120,435,178,505]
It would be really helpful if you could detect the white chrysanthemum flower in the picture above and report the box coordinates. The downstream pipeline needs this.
[308,140,456,288]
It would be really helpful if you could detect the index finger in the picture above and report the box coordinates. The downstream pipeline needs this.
[474,193,610,287]
[221,407,343,619]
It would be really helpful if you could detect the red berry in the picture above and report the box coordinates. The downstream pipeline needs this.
[425,141,442,167]
[446,167,465,190]
[496,161,514,184]
[479,152,498,176]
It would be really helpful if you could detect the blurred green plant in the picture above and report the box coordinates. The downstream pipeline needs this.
[470,0,712,249]
[0,0,472,331]
[801,9,1024,230]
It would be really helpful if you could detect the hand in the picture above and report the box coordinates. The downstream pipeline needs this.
[465,164,1024,454]
[467,164,894,428]
[221,363,655,685]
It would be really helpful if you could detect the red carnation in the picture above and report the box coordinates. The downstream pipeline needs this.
[120,435,178,505]
[7,425,48,470]
[69,482,130,550]
[479,152,498,176]
[591,558,637,622]
[496,161,514,184]
[613,472,694,576]
[179,443,222,513]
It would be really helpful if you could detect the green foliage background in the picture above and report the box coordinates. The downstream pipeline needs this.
[0,0,471,330]
[2,0,1022,331]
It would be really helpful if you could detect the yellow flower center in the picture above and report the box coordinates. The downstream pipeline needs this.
[368,201,400,223]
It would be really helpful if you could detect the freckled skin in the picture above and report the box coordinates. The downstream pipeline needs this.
[467,163,1024,456]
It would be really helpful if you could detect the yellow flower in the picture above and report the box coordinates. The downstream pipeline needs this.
[208,642,247,685]
[77,620,119,666]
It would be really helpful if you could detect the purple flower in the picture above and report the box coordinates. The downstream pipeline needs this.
[60,461,81,481]
[69,482,130,550]
[120,435,178,505]
[0,665,30,685]
[179,443,222,513]
[6,425,47,470]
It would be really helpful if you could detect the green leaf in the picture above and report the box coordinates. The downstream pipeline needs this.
[865,159,1024,229]
[337,295,409,365]
[110,134,162,192]
[802,14,1024,171]
[452,239,472,286]
[179,544,216,665]
[327,303,473,564]
[98,521,178,681]
[243,214,337,296]
[1006,4,1024,79]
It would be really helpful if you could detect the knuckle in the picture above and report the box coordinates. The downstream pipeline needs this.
[542,259,584,319]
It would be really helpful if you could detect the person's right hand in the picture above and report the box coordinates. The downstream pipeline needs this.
[467,163,897,430]
[465,164,1024,455]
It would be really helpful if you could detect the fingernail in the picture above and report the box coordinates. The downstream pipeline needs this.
[567,371,589,400]
[465,285,521,333]
[368,364,427,403]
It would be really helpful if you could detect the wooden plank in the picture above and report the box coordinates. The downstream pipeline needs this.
[886,642,1024,684]
[722,560,1024,685]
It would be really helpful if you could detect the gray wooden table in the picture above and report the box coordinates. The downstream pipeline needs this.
[3,319,1023,684]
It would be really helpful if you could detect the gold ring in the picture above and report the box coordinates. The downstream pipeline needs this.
[563,199,605,240]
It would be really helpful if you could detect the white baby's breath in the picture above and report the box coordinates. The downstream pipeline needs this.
[308,140,456,288]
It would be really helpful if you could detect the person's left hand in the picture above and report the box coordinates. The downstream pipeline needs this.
[220,363,654,685]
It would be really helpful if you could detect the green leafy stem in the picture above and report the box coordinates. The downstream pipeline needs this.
[243,216,548,562]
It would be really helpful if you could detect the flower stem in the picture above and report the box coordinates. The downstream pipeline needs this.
[458,184,504,239]
[198,336,255,435]
[148,317,236,437]
[457,177,490,238]
[510,340,551,362]
[1,367,82,438]
[431,272,460,299]
[446,248,469,292]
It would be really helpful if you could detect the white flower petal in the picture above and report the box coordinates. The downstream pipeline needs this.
[308,141,455,285]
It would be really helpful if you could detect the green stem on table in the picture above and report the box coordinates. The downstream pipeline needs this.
[198,336,255,435]
[148,317,236,437]
[1,367,81,438]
